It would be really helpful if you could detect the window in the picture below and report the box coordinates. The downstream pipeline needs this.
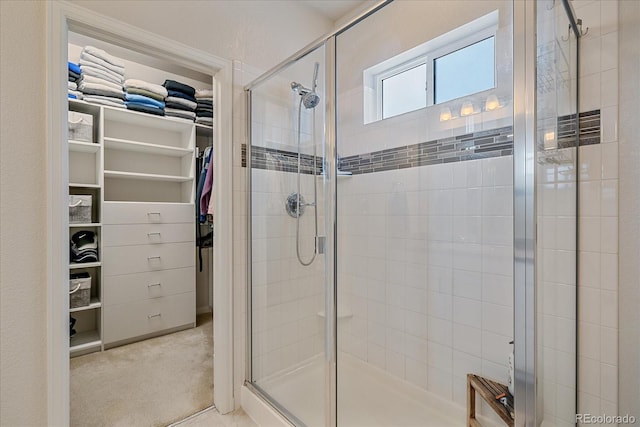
[434,37,495,104]
[363,10,498,123]
[382,64,427,119]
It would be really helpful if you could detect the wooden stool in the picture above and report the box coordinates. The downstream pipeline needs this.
[467,374,514,427]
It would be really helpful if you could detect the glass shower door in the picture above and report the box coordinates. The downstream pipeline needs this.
[535,0,580,424]
[248,44,329,427]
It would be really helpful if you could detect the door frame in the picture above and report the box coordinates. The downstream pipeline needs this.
[46,2,235,424]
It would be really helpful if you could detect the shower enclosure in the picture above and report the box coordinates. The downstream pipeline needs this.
[247,1,580,426]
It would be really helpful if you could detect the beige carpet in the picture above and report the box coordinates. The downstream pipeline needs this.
[70,313,213,427]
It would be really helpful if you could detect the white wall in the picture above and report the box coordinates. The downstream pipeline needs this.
[68,0,333,73]
[0,1,334,424]
[0,1,49,426]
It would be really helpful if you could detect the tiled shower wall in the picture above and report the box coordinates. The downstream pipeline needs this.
[335,1,516,419]
[242,66,327,381]
[337,154,514,408]
[250,168,325,379]
[573,0,620,420]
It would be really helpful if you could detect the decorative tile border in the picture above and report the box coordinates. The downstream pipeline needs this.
[557,109,601,147]
[340,126,513,175]
[242,109,600,175]
[241,145,321,174]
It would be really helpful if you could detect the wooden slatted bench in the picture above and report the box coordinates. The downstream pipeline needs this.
[467,374,514,427]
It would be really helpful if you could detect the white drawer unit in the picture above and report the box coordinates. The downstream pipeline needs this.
[103,202,194,225]
[102,223,195,247]
[102,242,195,276]
[103,267,194,306]
[103,292,195,345]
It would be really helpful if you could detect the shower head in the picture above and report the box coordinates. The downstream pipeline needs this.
[290,81,310,94]
[302,91,320,109]
[291,62,321,109]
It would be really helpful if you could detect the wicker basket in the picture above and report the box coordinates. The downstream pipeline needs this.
[69,272,91,308]
[68,111,94,142]
[69,195,92,224]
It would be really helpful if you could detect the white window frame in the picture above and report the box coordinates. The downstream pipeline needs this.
[364,10,499,124]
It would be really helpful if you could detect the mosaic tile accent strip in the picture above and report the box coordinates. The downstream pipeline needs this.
[242,109,600,175]
[339,126,514,175]
[557,109,601,148]
[242,144,322,174]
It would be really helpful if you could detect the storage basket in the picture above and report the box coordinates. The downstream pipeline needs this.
[69,195,92,224]
[68,111,94,142]
[69,272,91,308]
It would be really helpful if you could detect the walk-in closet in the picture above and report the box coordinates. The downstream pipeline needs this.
[66,28,218,426]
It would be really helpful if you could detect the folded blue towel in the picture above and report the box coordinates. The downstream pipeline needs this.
[167,89,196,103]
[125,93,165,109]
[68,61,81,75]
[163,80,195,97]
[68,93,77,99]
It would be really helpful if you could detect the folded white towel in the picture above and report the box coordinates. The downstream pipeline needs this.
[82,45,125,68]
[195,117,214,126]
[195,89,214,99]
[124,79,168,98]
[82,95,125,108]
[81,75,123,92]
[165,96,197,110]
[68,89,83,99]
[80,64,124,85]
[79,81,125,99]
[80,51,125,76]
[68,81,77,91]
[165,107,196,119]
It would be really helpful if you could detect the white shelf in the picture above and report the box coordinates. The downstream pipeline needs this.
[69,222,101,228]
[104,170,193,183]
[103,105,195,132]
[69,140,100,153]
[104,137,194,157]
[70,298,101,313]
[69,183,101,188]
[195,123,214,132]
[70,330,102,353]
[70,262,101,269]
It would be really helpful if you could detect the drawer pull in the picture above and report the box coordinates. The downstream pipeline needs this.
[148,282,161,288]
[147,256,161,261]
[147,232,161,236]
[147,313,162,319]
[147,212,161,216]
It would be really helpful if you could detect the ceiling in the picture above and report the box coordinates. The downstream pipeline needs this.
[299,0,367,22]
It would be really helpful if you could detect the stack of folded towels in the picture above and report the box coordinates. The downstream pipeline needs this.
[68,62,82,100]
[163,80,197,121]
[78,46,126,108]
[124,79,167,116]
[195,89,214,126]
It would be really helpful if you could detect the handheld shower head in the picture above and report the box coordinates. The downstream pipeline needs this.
[290,62,321,109]
[302,91,320,109]
[311,62,319,92]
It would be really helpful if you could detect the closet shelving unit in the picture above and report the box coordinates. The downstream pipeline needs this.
[68,99,214,354]
[68,99,104,357]
[100,105,198,348]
